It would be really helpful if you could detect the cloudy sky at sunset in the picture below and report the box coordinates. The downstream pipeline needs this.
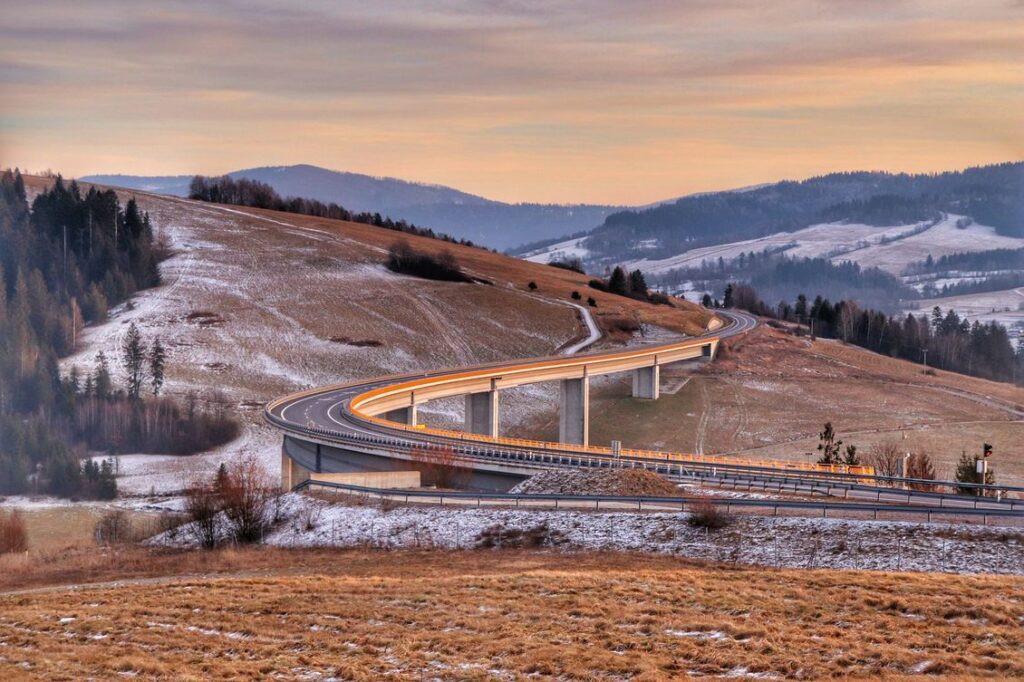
[2,0,1022,204]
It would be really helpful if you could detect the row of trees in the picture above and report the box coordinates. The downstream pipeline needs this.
[820,424,998,496]
[723,282,1020,383]
[189,175,484,249]
[905,246,1024,276]
[589,266,670,305]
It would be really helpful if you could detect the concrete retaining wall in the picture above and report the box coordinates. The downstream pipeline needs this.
[310,471,421,489]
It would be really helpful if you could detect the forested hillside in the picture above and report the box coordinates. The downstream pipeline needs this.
[0,171,236,497]
[582,162,1023,264]
[726,283,1019,384]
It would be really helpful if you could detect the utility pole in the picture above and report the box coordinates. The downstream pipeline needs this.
[921,348,928,367]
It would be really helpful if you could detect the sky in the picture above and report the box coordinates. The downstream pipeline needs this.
[1,0,1022,205]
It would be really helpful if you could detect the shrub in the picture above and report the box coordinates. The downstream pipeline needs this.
[95,510,134,545]
[219,457,277,544]
[548,257,585,274]
[410,445,472,489]
[605,315,640,335]
[686,497,732,530]
[0,510,28,554]
[587,297,597,307]
[185,458,278,548]
[571,291,581,300]
[866,440,903,482]
[648,291,672,306]
[528,281,538,291]
[477,523,567,549]
[184,479,222,549]
[905,451,938,491]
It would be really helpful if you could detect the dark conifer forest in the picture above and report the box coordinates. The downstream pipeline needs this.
[725,282,1020,384]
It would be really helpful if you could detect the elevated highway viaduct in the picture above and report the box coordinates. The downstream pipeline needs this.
[267,310,883,493]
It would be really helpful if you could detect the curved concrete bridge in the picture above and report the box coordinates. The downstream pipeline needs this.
[267,310,871,491]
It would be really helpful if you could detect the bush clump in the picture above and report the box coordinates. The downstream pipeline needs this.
[386,240,472,282]
[183,458,278,548]
[686,497,733,530]
[548,257,585,274]
[477,523,568,549]
[0,510,28,554]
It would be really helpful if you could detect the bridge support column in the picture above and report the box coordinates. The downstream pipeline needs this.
[465,390,499,437]
[384,405,417,426]
[280,443,312,491]
[559,377,590,446]
[631,365,660,400]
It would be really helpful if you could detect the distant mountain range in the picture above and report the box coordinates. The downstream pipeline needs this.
[81,165,626,251]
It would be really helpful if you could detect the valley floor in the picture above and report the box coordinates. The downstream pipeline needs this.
[2,548,1023,680]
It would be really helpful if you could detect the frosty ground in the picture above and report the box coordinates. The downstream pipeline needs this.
[151,492,1024,576]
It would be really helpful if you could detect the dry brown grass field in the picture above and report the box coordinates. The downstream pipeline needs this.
[10,508,158,552]
[518,326,1024,485]
[1,548,1022,680]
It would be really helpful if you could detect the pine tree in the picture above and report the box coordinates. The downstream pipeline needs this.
[94,351,113,399]
[149,336,166,396]
[723,283,734,309]
[794,294,808,322]
[954,452,995,496]
[816,422,843,465]
[122,322,146,399]
[628,269,648,297]
[608,267,627,295]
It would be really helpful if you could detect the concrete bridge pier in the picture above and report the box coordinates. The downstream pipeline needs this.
[465,390,499,436]
[281,445,312,490]
[559,376,590,446]
[631,365,660,400]
[384,405,417,426]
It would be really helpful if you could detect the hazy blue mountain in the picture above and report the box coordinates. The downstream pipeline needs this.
[82,164,623,250]
[82,174,194,197]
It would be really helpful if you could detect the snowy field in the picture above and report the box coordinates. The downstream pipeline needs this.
[623,214,1023,277]
[151,493,1024,576]
[521,236,590,263]
[909,287,1024,331]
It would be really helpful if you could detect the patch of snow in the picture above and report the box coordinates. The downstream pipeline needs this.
[149,493,1024,576]
[522,237,590,263]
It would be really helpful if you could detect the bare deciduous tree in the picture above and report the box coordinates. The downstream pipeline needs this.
[866,440,903,482]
